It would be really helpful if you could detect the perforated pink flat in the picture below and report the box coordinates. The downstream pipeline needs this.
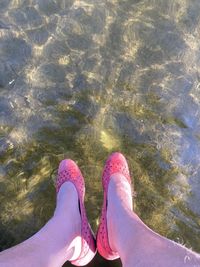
[56,159,96,266]
[96,152,132,260]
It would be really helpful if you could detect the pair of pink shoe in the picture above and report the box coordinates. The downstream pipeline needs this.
[56,152,132,266]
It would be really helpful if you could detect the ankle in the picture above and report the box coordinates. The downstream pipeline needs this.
[54,182,79,216]
[107,174,133,252]
[54,181,81,239]
[109,174,133,209]
[30,182,82,261]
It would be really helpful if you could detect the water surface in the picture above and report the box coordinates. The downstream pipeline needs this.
[1,0,200,266]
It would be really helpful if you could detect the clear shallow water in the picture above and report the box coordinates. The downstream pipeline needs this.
[1,0,200,266]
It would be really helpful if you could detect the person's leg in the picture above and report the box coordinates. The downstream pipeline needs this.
[107,173,200,267]
[0,182,81,267]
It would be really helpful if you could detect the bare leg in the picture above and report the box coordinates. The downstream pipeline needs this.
[107,173,200,267]
[0,182,81,267]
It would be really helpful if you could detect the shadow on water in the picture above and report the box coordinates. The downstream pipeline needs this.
[1,0,200,266]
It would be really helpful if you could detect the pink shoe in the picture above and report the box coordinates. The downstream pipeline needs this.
[96,152,132,260]
[56,159,96,266]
